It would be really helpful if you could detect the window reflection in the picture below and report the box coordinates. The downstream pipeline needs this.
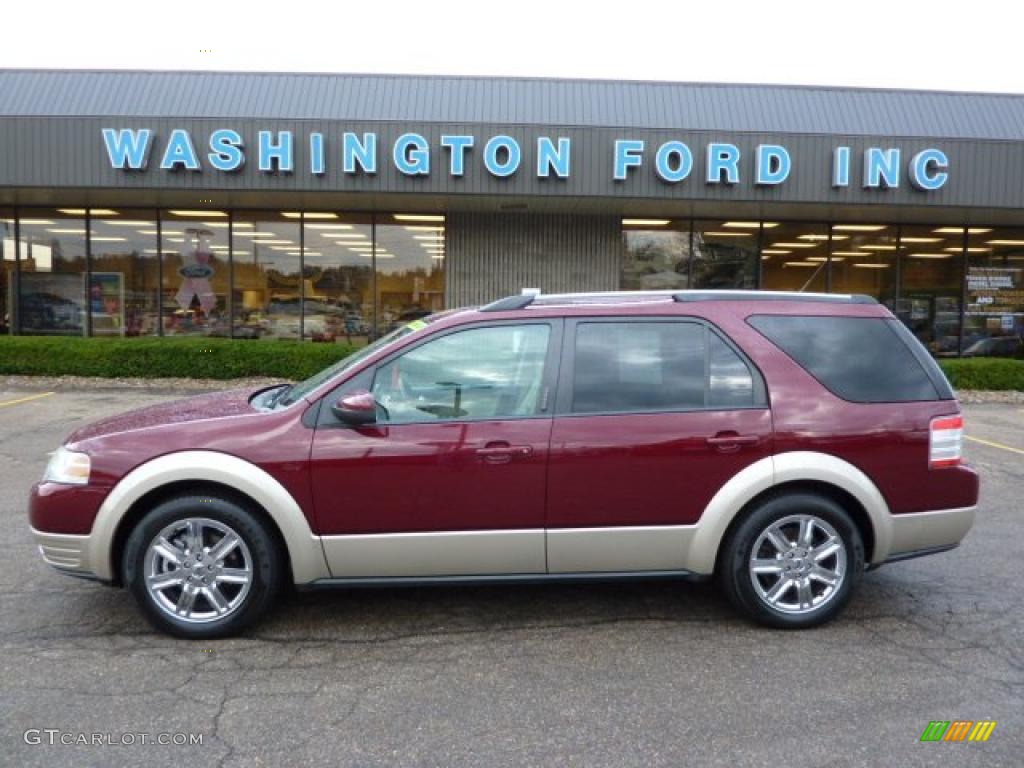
[692,220,758,289]
[896,225,964,357]
[375,215,445,336]
[1,212,13,334]
[232,212,302,340]
[621,219,691,290]
[161,211,230,336]
[760,221,826,292]
[89,210,159,336]
[305,213,373,344]
[964,227,1024,357]
[829,224,897,305]
[17,209,87,336]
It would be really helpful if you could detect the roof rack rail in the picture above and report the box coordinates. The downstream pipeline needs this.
[480,294,537,312]
[672,291,877,305]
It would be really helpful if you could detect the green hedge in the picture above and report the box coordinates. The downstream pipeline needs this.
[0,337,357,380]
[938,358,1024,392]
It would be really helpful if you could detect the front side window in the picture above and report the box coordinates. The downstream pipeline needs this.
[372,324,551,424]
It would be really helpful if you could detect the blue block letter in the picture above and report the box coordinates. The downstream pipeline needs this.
[102,128,152,170]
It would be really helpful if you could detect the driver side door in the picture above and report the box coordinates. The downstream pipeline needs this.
[310,320,561,578]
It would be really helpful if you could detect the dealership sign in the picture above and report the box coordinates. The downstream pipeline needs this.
[101,128,949,191]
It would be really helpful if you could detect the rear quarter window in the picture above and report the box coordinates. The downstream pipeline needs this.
[748,315,946,403]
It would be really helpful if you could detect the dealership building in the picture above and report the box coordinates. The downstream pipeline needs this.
[0,68,1022,355]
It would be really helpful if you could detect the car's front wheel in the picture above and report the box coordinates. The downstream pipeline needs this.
[122,494,282,639]
[718,492,864,629]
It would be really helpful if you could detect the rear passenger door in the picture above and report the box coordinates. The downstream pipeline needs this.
[545,318,772,573]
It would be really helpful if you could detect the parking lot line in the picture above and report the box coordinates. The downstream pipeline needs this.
[0,392,55,409]
[966,435,1024,456]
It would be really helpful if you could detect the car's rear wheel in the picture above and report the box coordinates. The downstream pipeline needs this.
[718,493,864,628]
[122,494,282,639]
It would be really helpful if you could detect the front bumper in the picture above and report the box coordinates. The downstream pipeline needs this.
[30,527,101,581]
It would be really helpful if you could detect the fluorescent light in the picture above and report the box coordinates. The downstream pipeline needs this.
[900,237,943,243]
[393,214,445,222]
[89,236,127,242]
[852,263,890,269]
[321,233,367,239]
[907,253,953,259]
[17,219,53,225]
[138,230,160,235]
[234,232,278,238]
[797,234,832,241]
[783,261,820,267]
[282,212,337,219]
[985,239,1024,246]
[58,208,118,216]
[46,228,86,234]
[723,221,776,229]
[404,225,445,231]
[305,223,354,230]
[945,246,990,253]
[203,222,230,228]
[771,242,819,248]
[251,239,293,245]
[414,235,445,241]
[209,245,229,251]
[168,210,228,217]
[860,245,897,251]
[933,227,993,234]
[703,231,752,237]
[833,224,886,231]
[761,250,791,255]
[831,251,872,257]
[104,220,152,227]
[622,219,670,226]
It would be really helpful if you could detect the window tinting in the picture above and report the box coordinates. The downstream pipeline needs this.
[709,333,755,407]
[748,315,941,402]
[572,322,706,413]
[373,324,550,423]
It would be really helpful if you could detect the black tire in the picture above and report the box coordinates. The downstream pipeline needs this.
[122,493,282,639]
[717,492,864,629]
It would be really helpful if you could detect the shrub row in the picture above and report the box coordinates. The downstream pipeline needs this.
[0,337,357,380]
[937,358,1024,392]
[1,337,1022,390]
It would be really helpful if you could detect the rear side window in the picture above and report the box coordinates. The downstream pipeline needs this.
[748,315,942,403]
[570,321,760,414]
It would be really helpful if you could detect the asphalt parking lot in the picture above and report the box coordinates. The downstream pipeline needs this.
[0,386,1021,767]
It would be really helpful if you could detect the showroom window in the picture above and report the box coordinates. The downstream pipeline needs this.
[692,220,758,289]
[89,209,159,337]
[375,214,446,335]
[621,218,692,290]
[160,210,231,336]
[232,212,302,340]
[760,221,827,292]
[896,225,964,357]
[964,226,1024,357]
[1,211,14,335]
[829,224,897,305]
[17,209,88,336]
[305,212,374,344]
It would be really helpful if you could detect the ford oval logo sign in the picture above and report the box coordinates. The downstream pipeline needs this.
[178,263,214,280]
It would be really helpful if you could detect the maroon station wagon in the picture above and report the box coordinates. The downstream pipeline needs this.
[29,290,979,638]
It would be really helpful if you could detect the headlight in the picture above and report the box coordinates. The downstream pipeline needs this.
[42,446,91,485]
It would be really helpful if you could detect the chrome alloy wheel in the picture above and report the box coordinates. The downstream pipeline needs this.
[748,514,847,615]
[143,517,253,624]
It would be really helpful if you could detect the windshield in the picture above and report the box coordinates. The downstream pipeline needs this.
[277,320,426,407]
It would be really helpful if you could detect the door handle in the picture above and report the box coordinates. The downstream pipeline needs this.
[705,433,760,452]
[475,443,534,463]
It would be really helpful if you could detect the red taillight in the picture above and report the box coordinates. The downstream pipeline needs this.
[930,415,964,468]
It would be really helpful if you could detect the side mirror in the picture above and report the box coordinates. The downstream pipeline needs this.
[331,389,377,426]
